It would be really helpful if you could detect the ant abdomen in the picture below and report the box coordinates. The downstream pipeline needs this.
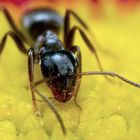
[21,8,63,41]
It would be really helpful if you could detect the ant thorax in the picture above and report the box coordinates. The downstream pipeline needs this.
[36,31,64,54]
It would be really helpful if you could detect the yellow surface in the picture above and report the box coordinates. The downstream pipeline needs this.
[0,3,140,140]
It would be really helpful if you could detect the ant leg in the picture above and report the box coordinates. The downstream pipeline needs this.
[28,48,41,116]
[80,71,140,88]
[69,46,81,72]
[66,26,105,74]
[64,9,89,45]
[31,84,66,135]
[63,9,116,58]
[28,54,66,134]
[66,26,114,83]
[69,46,82,110]
[73,79,82,110]
[0,6,27,42]
[0,31,27,54]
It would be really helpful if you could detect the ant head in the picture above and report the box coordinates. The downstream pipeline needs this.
[40,50,79,102]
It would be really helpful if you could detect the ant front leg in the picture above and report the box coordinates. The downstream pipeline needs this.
[0,31,27,55]
[66,26,114,83]
[28,49,66,134]
[28,48,41,116]
[0,6,27,42]
[69,46,82,110]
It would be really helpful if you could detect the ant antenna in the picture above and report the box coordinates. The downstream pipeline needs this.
[80,71,140,88]
[31,84,66,135]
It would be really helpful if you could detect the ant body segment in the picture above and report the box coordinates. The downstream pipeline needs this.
[0,7,140,135]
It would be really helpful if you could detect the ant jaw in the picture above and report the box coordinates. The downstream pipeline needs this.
[51,87,73,102]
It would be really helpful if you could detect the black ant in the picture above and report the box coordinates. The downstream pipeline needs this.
[0,6,140,135]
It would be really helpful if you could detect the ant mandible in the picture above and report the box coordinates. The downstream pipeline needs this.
[0,7,140,135]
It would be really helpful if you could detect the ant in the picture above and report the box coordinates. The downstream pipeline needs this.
[0,6,140,135]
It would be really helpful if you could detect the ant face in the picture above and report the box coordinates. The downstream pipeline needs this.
[40,51,79,102]
[50,75,77,102]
